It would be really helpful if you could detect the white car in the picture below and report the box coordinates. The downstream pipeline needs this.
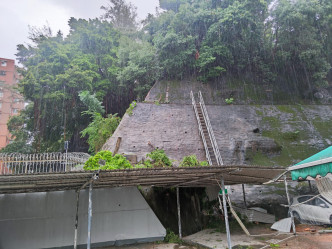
[289,195,332,225]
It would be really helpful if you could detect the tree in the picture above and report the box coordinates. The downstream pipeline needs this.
[271,0,330,93]
[117,37,160,99]
[0,107,34,153]
[15,19,122,152]
[101,0,137,31]
[79,91,120,153]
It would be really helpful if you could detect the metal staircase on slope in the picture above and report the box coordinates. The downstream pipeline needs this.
[190,91,223,166]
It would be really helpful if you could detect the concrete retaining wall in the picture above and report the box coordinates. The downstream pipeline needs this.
[102,103,206,164]
[103,103,332,166]
[0,187,165,249]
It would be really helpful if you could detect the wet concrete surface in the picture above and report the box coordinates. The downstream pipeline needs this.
[101,243,200,249]
[101,224,332,249]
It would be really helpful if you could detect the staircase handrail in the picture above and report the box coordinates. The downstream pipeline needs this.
[198,91,224,166]
[190,91,212,165]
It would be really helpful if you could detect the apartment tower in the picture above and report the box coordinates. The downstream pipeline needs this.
[0,58,24,149]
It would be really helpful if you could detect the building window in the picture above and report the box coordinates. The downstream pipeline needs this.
[1,61,7,67]
[0,81,4,86]
[12,108,19,114]
[0,92,3,98]
[13,98,21,103]
[0,103,2,109]
[0,71,6,76]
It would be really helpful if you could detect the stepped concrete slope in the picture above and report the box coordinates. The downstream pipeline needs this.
[103,103,206,164]
[0,187,165,249]
[103,103,332,166]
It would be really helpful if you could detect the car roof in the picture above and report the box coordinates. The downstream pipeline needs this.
[294,195,332,205]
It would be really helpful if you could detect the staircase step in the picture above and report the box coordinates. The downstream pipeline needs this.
[193,92,222,166]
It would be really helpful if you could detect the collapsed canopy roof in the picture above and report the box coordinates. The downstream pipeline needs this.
[288,146,332,180]
[0,165,285,194]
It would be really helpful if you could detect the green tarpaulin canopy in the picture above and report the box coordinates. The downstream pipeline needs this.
[288,146,332,181]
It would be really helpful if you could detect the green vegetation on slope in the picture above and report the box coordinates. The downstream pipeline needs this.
[4,0,332,153]
[84,149,208,170]
[246,106,331,166]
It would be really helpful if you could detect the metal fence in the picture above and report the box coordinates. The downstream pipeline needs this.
[0,152,90,175]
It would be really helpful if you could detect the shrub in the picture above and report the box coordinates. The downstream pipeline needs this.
[180,155,200,167]
[79,90,121,154]
[200,160,209,166]
[126,101,137,116]
[180,155,210,167]
[84,151,132,170]
[225,97,234,104]
[164,229,182,244]
[81,113,120,154]
[146,149,172,167]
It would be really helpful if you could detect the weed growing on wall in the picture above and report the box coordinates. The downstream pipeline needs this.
[126,101,137,116]
[225,98,234,104]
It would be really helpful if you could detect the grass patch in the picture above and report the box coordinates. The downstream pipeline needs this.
[207,214,254,233]
[276,105,297,115]
[247,107,321,166]
[281,131,300,141]
[164,228,182,244]
[246,151,274,166]
[255,109,263,116]
[261,128,319,166]
[312,117,332,140]
[262,116,281,129]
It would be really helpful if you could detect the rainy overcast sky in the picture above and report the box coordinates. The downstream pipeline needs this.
[0,0,159,62]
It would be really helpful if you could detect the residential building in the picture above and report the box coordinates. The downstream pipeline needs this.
[0,58,24,149]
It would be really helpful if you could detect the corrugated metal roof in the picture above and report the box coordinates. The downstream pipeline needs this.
[271,218,292,233]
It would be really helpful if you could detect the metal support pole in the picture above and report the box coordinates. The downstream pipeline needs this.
[74,190,80,249]
[87,182,93,249]
[176,187,182,238]
[284,175,296,234]
[242,184,247,209]
[221,177,232,249]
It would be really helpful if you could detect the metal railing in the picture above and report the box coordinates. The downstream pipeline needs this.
[0,152,90,175]
[198,91,224,166]
[190,91,212,165]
